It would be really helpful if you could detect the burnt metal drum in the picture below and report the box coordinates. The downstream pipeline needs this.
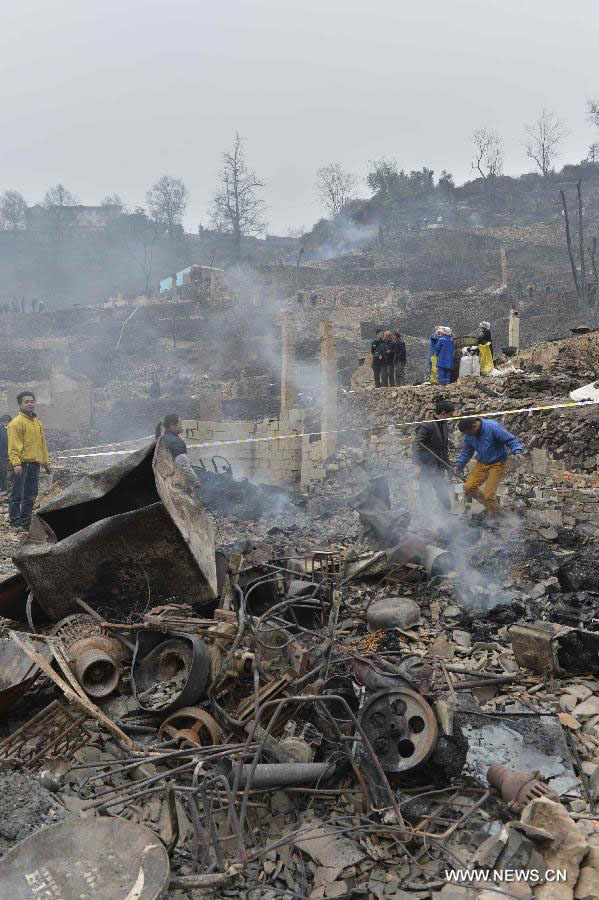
[360,687,438,773]
[0,818,169,899]
[132,630,210,714]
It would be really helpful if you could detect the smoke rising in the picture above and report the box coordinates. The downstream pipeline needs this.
[386,449,520,616]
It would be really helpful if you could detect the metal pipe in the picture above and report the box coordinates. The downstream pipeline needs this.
[388,534,454,577]
[451,675,517,690]
[218,758,333,789]
[74,647,120,699]
[420,444,465,482]
[165,782,179,855]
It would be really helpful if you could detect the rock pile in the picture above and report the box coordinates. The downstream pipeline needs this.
[338,368,599,473]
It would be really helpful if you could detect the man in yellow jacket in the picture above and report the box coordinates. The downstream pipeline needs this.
[8,391,51,531]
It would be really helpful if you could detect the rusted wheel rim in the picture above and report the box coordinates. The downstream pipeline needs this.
[360,688,438,773]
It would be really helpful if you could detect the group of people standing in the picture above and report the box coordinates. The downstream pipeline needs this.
[428,321,494,385]
[370,330,406,387]
[0,298,46,315]
[368,320,496,390]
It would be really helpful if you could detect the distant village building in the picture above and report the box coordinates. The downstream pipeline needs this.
[25,204,123,231]
[159,264,224,295]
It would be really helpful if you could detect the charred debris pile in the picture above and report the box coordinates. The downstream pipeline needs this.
[1,443,599,897]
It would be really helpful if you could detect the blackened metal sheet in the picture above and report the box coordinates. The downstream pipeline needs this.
[152,439,217,600]
[32,442,158,542]
[14,503,215,621]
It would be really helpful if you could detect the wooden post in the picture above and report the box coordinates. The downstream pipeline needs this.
[319,320,337,459]
[588,237,598,309]
[280,315,296,416]
[559,189,581,300]
[577,179,587,308]
[508,308,520,352]
[500,244,508,289]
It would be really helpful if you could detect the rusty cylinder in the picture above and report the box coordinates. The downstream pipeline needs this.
[74,647,120,698]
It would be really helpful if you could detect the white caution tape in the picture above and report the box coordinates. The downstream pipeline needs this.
[54,399,599,460]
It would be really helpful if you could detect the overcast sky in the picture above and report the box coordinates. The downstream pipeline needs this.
[2,0,598,234]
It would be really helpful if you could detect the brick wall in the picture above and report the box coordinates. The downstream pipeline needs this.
[336,379,599,474]
[183,410,305,487]
[0,368,93,441]
[93,395,220,442]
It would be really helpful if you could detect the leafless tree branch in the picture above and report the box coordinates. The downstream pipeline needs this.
[316,163,358,216]
[471,128,504,180]
[211,133,266,258]
[524,108,567,176]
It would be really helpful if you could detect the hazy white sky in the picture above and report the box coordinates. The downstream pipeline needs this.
[1,0,598,233]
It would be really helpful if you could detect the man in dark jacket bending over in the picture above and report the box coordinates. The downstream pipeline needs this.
[413,399,455,513]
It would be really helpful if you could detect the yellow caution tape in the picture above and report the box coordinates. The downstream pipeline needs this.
[55,398,599,459]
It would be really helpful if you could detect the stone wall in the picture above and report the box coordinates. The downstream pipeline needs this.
[183,410,305,487]
[335,376,599,475]
[0,368,93,440]
[93,394,222,443]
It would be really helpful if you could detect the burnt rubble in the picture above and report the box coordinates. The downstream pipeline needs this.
[0,419,599,897]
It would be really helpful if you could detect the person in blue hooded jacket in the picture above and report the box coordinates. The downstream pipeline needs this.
[435,327,455,385]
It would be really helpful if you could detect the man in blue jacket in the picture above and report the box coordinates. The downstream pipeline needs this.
[455,417,524,513]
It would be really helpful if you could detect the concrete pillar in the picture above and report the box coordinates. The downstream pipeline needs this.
[532,448,548,475]
[319,320,338,459]
[500,244,508,288]
[508,308,520,351]
[280,315,296,416]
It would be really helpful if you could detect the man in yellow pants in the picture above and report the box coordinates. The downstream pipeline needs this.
[455,417,524,513]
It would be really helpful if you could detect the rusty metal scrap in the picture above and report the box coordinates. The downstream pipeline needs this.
[359,687,438,774]
[158,707,222,750]
[50,613,126,699]
[9,630,138,749]
[511,620,599,675]
[0,700,90,767]
[2,450,597,898]
[13,441,217,621]
[487,763,560,811]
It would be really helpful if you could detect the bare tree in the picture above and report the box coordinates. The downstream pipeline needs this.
[316,163,358,216]
[471,128,504,179]
[120,210,160,296]
[102,193,126,210]
[42,183,77,238]
[577,179,587,307]
[559,180,591,309]
[211,133,266,258]
[524,108,567,176]
[0,190,27,230]
[560,188,580,297]
[146,176,189,233]
[43,183,77,209]
[587,98,599,131]
[588,237,598,305]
